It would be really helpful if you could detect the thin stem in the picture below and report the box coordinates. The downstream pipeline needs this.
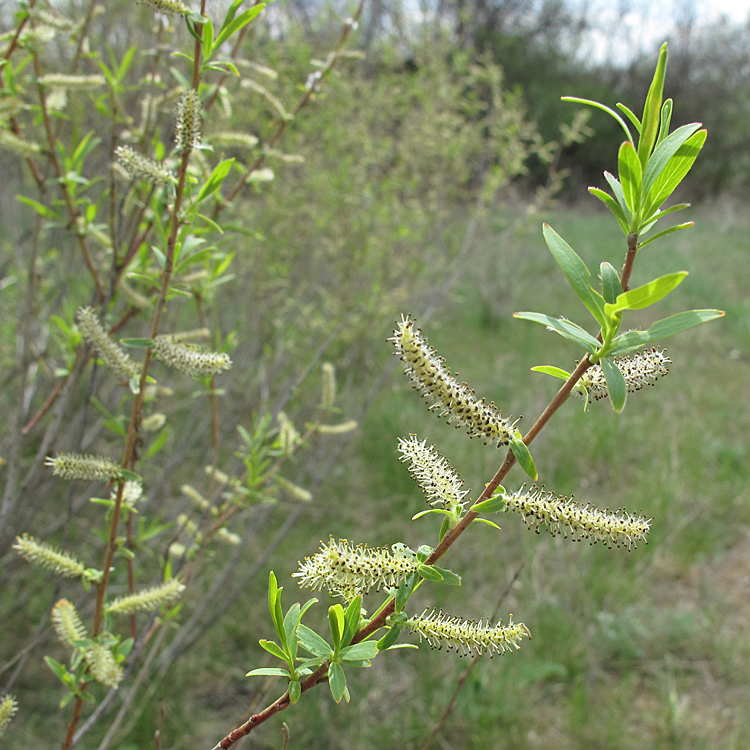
[60,9,207,746]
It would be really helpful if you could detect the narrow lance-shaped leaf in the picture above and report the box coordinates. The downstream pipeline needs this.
[618,141,642,215]
[638,41,668,166]
[600,262,622,305]
[588,187,630,236]
[561,96,634,142]
[605,271,688,317]
[513,312,601,354]
[644,130,707,217]
[600,357,627,413]
[609,309,725,354]
[641,123,702,201]
[542,225,606,326]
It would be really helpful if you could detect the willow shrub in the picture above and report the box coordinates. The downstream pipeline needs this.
[0,1,550,746]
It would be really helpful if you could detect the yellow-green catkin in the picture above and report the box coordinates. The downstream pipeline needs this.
[579,348,670,402]
[502,486,651,549]
[115,145,174,185]
[390,315,516,446]
[13,535,87,579]
[85,642,123,687]
[317,420,358,434]
[274,475,313,502]
[106,578,185,616]
[211,132,259,149]
[0,130,41,156]
[181,484,210,511]
[51,599,87,646]
[76,307,141,380]
[397,435,468,513]
[0,694,19,739]
[141,413,167,432]
[112,480,144,510]
[152,336,231,377]
[277,411,301,455]
[407,609,531,657]
[45,452,123,481]
[320,362,336,410]
[37,74,105,89]
[175,89,202,151]
[140,0,191,15]
[294,538,419,600]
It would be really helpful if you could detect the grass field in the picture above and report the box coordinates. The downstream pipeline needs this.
[244,202,749,750]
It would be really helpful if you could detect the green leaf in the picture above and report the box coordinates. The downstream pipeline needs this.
[542,225,606,325]
[638,222,694,250]
[641,123,702,201]
[429,566,462,586]
[643,130,706,217]
[561,96,633,142]
[196,158,234,203]
[246,667,290,678]
[471,494,507,514]
[474,518,502,530]
[259,639,287,662]
[606,272,688,316]
[328,604,344,652]
[377,625,401,651]
[656,99,674,146]
[214,4,266,49]
[143,425,172,461]
[588,187,630,235]
[395,572,419,613]
[201,17,214,59]
[513,312,600,353]
[339,641,380,662]
[530,365,571,381]
[412,508,450,521]
[609,309,725,353]
[297,624,333,659]
[268,572,286,648]
[283,602,301,653]
[616,102,641,133]
[289,679,301,703]
[328,662,348,703]
[45,656,69,682]
[121,338,155,347]
[600,357,627,413]
[599,262,622,304]
[17,194,56,218]
[617,141,642,214]
[510,437,538,480]
[342,596,362,648]
[417,564,444,582]
[638,41,668,166]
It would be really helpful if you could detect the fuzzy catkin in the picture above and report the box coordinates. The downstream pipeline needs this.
[390,315,516,446]
[579,348,670,401]
[106,578,185,616]
[397,435,468,513]
[407,609,531,657]
[13,535,87,579]
[502,486,651,550]
[294,538,419,600]
[77,307,141,380]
